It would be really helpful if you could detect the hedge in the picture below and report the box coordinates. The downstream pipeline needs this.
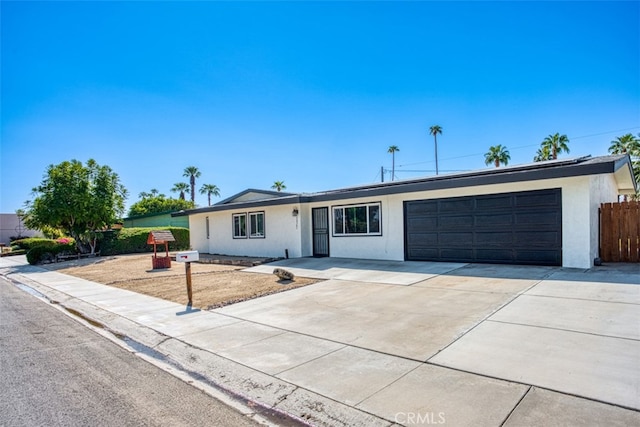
[11,238,57,250]
[98,227,190,255]
[24,238,76,265]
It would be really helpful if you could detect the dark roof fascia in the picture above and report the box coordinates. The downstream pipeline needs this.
[215,188,297,205]
[309,155,631,202]
[173,155,632,216]
[173,195,304,216]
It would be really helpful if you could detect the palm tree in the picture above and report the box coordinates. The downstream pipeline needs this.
[171,182,190,200]
[183,166,201,203]
[610,134,640,201]
[533,146,552,162]
[429,125,442,175]
[138,189,160,199]
[200,184,221,206]
[387,145,400,181]
[540,133,570,160]
[484,145,511,167]
[271,181,286,192]
[608,133,640,155]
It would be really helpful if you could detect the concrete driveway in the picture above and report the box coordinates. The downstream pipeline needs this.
[214,258,640,424]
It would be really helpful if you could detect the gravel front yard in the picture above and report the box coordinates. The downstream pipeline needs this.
[42,254,318,309]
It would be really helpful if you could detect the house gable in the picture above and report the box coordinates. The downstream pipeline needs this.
[216,189,297,205]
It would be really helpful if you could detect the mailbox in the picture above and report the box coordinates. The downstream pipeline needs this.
[176,251,199,263]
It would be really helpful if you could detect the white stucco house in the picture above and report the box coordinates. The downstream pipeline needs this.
[173,154,637,269]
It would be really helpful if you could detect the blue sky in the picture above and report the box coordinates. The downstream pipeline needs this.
[1,1,639,214]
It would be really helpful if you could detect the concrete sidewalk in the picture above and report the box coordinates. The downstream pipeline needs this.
[1,256,638,426]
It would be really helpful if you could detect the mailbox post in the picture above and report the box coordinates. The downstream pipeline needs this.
[175,251,199,306]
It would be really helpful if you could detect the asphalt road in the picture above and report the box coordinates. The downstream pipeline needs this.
[0,277,259,427]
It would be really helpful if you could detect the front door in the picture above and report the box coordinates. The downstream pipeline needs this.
[312,207,330,257]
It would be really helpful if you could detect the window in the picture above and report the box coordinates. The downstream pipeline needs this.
[249,212,265,238]
[233,213,247,238]
[206,216,210,239]
[333,202,381,236]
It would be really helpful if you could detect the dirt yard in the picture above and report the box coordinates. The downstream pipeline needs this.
[42,254,318,309]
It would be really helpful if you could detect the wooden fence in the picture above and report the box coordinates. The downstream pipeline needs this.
[600,201,640,262]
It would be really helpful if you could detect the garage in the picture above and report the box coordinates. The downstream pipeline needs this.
[404,189,562,266]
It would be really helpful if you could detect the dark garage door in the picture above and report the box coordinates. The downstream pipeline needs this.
[404,189,562,266]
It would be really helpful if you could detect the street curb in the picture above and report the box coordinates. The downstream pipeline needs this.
[4,269,392,427]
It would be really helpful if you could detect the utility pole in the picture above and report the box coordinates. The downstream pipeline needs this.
[381,166,385,183]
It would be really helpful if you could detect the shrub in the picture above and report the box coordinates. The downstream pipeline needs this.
[11,238,55,250]
[97,227,190,255]
[24,238,76,265]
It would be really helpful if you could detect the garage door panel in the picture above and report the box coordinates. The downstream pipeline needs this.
[440,199,474,212]
[439,215,474,228]
[404,189,562,266]
[407,217,437,231]
[439,232,474,246]
[476,249,515,262]
[407,232,438,245]
[475,195,513,210]
[406,201,438,215]
[440,248,474,260]
[475,213,513,226]
[515,211,560,226]
[475,232,513,245]
[515,250,561,265]
[515,231,560,246]
[514,191,560,207]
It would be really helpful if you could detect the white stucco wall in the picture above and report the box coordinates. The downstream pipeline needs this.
[188,213,209,253]
[304,176,611,268]
[589,174,620,263]
[192,204,303,258]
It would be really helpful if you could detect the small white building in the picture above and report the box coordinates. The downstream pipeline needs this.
[174,155,637,269]
[0,213,42,245]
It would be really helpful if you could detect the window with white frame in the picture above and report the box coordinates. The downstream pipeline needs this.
[333,202,381,236]
[249,211,265,238]
[232,213,247,238]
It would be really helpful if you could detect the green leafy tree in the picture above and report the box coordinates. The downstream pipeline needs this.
[183,166,201,203]
[171,182,190,200]
[540,133,570,160]
[23,159,127,254]
[271,181,287,192]
[429,125,442,175]
[199,184,221,206]
[127,195,194,217]
[387,145,400,181]
[484,145,511,167]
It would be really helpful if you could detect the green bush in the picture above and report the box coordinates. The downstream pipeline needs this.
[11,238,55,250]
[24,238,76,265]
[97,227,190,255]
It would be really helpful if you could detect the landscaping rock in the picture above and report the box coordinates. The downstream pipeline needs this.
[273,268,295,281]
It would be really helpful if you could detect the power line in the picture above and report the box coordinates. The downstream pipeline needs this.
[397,125,640,168]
